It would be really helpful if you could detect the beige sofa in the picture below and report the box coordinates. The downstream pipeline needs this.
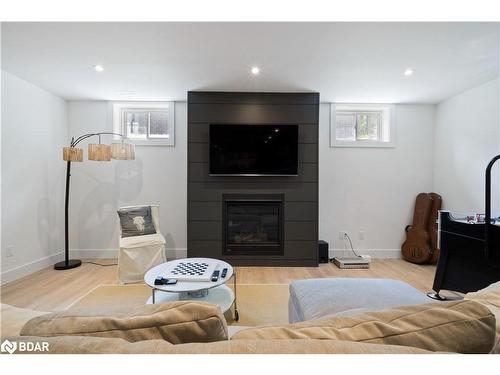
[3,281,500,354]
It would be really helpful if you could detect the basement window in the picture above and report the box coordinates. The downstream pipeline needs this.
[112,102,175,146]
[330,103,395,148]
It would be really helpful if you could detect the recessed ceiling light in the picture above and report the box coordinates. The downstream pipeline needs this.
[251,66,260,75]
[404,68,414,76]
[93,64,104,72]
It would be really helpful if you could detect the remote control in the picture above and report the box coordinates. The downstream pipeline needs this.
[154,276,165,285]
[154,276,177,285]
[211,270,220,282]
[221,268,228,278]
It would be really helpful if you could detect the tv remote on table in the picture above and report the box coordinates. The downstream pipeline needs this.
[221,268,228,278]
[211,270,220,282]
[154,276,177,285]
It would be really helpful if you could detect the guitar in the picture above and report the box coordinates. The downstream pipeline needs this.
[401,193,433,264]
[427,193,442,264]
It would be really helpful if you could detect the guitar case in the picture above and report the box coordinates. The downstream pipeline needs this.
[402,193,433,263]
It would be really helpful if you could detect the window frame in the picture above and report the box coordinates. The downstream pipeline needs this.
[330,103,396,148]
[112,102,175,146]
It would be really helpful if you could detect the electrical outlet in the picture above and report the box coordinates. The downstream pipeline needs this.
[339,231,347,240]
[6,245,14,258]
[359,231,365,240]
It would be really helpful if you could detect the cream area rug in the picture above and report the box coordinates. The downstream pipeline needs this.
[68,283,290,326]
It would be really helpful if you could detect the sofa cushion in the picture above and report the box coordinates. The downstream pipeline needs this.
[289,278,431,323]
[233,300,496,353]
[20,301,228,344]
[465,281,500,353]
[11,336,431,354]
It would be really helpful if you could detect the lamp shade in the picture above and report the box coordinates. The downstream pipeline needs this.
[111,142,135,160]
[88,144,111,161]
[63,147,83,162]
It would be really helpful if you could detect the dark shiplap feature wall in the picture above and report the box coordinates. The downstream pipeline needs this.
[187,91,319,266]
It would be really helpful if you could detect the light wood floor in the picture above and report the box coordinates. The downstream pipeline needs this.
[1,259,437,312]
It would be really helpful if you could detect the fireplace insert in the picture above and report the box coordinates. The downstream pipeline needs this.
[223,195,284,255]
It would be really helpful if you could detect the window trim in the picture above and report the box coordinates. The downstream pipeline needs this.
[112,102,175,146]
[330,103,396,148]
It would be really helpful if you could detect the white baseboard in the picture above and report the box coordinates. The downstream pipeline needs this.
[70,249,118,259]
[1,252,63,285]
[71,248,188,260]
[329,249,401,259]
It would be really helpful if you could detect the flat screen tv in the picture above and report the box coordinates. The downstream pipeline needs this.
[209,124,298,176]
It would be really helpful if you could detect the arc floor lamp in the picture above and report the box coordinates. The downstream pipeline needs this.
[55,132,135,270]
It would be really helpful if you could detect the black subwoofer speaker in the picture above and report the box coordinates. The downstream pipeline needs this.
[318,240,329,263]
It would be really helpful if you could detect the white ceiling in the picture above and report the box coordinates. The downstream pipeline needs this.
[1,22,499,103]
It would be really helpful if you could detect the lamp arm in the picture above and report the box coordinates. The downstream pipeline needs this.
[71,132,125,147]
[71,134,95,147]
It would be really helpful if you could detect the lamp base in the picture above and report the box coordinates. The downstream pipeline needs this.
[54,259,82,270]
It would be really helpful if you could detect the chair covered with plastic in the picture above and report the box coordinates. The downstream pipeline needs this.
[117,205,166,283]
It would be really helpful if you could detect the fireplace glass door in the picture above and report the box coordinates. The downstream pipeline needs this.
[224,200,283,255]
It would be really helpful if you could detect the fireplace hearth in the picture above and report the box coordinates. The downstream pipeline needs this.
[223,195,284,255]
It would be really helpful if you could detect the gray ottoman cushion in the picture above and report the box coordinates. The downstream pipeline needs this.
[289,278,432,323]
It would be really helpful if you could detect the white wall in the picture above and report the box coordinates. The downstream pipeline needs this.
[434,79,500,214]
[1,71,68,283]
[319,104,435,257]
[67,101,187,259]
[67,101,434,260]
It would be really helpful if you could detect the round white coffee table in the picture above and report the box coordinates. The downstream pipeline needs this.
[144,257,239,321]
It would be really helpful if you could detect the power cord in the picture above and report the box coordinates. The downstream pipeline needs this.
[82,261,118,267]
[343,233,362,258]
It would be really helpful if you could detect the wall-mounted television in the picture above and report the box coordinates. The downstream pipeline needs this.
[209,124,298,176]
